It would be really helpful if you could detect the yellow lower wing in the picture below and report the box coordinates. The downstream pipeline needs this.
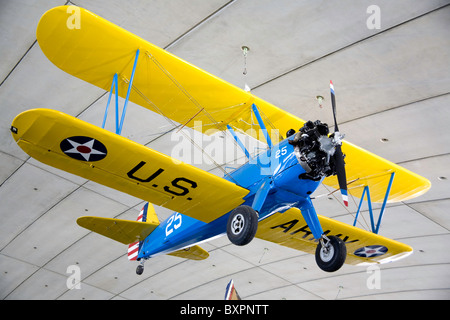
[11,108,249,223]
[256,208,413,265]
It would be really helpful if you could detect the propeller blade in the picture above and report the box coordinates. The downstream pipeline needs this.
[330,80,338,132]
[334,145,348,206]
[330,80,348,206]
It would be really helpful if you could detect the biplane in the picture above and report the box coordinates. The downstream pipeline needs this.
[11,6,431,275]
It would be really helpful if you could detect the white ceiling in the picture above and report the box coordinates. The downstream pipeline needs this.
[1,0,450,300]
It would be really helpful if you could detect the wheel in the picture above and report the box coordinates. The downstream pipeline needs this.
[315,236,347,272]
[136,264,144,275]
[226,205,258,246]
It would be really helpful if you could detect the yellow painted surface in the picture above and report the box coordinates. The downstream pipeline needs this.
[77,216,159,245]
[256,208,413,265]
[168,245,210,261]
[35,6,430,204]
[11,108,249,223]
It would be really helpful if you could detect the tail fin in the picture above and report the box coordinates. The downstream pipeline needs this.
[225,279,241,300]
[128,203,159,260]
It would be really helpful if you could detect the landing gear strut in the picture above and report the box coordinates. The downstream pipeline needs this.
[315,235,347,272]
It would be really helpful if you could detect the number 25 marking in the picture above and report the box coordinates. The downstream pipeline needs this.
[165,212,182,236]
[275,146,287,159]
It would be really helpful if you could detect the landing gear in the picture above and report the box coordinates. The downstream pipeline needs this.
[136,259,145,275]
[315,235,347,272]
[226,205,258,246]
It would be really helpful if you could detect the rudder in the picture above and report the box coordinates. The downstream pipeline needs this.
[128,203,158,260]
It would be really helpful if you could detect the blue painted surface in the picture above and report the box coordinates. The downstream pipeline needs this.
[138,136,325,260]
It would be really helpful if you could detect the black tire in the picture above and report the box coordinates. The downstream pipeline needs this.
[136,264,144,275]
[226,205,258,246]
[315,236,347,272]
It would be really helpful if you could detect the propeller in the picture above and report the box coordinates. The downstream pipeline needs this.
[330,81,348,207]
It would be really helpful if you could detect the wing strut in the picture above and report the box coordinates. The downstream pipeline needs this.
[102,49,140,135]
[252,103,273,149]
[226,103,274,162]
[353,171,396,234]
[227,124,251,160]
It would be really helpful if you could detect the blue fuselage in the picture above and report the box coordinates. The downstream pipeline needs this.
[139,138,322,259]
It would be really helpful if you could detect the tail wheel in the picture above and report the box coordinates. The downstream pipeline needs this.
[227,205,258,246]
[136,264,144,275]
[136,259,145,275]
[315,235,347,272]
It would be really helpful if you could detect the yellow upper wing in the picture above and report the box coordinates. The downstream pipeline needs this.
[256,208,413,266]
[36,6,430,203]
[11,108,248,223]
[36,5,300,140]
[324,141,430,203]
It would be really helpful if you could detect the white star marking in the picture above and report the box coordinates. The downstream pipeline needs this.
[358,246,386,257]
[63,138,106,161]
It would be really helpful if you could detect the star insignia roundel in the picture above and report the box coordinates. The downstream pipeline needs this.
[354,245,388,258]
[60,136,107,162]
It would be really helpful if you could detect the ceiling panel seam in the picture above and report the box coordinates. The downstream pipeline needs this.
[251,3,450,91]
[164,0,237,50]
[397,152,450,166]
[3,266,38,299]
[294,273,356,287]
[115,259,189,298]
[168,246,315,299]
[34,191,143,264]
[403,203,450,232]
[75,92,108,118]
[0,158,27,188]
[243,282,324,300]
[54,254,126,299]
[289,263,450,290]
[343,287,450,300]
[167,264,259,300]
[404,197,450,207]
[0,184,83,252]
[0,2,71,88]
[0,40,37,88]
[339,92,450,128]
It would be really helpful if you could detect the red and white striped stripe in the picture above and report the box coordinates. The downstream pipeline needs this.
[342,194,349,207]
[127,207,145,261]
[127,242,140,260]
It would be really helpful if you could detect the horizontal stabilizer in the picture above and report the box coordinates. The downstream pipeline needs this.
[77,216,159,245]
[167,245,209,261]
